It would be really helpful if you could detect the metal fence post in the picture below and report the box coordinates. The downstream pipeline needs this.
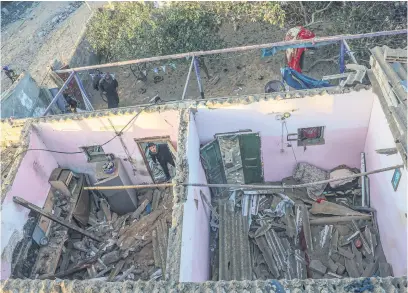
[340,40,346,73]
[193,57,204,99]
[42,71,75,116]
[73,72,94,111]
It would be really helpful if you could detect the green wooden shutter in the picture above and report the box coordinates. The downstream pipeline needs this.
[239,133,263,184]
[200,139,227,196]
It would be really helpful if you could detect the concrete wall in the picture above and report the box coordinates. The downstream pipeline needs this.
[364,97,407,276]
[34,110,179,184]
[1,73,50,119]
[179,112,211,282]
[1,131,58,279]
[195,90,375,181]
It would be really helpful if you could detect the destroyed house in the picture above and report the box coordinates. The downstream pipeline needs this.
[0,47,407,292]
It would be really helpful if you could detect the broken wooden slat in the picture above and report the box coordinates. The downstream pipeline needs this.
[310,215,371,225]
[151,189,161,211]
[107,259,125,281]
[301,204,313,252]
[131,199,150,220]
[310,201,367,217]
[100,199,112,222]
[13,196,102,242]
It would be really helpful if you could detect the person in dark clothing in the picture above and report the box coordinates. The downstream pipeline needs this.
[148,143,175,181]
[2,66,17,83]
[99,72,119,108]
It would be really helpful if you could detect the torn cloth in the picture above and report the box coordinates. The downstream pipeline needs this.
[293,162,329,200]
[281,67,332,90]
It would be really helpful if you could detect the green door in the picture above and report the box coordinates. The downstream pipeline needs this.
[200,139,227,197]
[239,133,263,184]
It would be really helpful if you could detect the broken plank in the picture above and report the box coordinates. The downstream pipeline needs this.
[115,265,135,281]
[151,189,161,211]
[310,215,371,225]
[379,262,393,277]
[100,199,112,222]
[301,204,313,251]
[345,258,361,278]
[107,259,125,281]
[337,247,354,259]
[13,196,102,242]
[131,199,150,220]
[310,201,368,217]
[362,258,379,277]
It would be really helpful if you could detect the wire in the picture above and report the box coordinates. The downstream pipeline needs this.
[283,120,298,164]
[1,103,157,177]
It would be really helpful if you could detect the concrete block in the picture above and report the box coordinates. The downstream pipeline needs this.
[336,263,346,275]
[309,259,327,275]
[337,247,354,259]
[345,258,360,278]
[379,262,393,277]
[362,258,379,277]
[327,258,338,273]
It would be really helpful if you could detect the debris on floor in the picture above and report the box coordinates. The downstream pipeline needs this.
[14,168,172,282]
[210,163,394,281]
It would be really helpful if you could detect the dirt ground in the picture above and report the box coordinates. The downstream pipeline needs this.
[1,1,102,94]
[1,2,339,111]
[81,22,339,110]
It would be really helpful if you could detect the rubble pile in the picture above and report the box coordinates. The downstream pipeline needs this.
[211,163,394,281]
[30,186,172,282]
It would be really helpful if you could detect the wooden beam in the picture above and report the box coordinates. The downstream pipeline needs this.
[13,196,102,242]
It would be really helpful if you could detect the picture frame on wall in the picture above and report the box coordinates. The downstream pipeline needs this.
[391,168,401,191]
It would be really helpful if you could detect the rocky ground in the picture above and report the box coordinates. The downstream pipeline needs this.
[1,1,101,94]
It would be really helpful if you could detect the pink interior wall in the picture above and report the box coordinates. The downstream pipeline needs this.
[195,90,375,181]
[364,97,407,276]
[1,131,58,279]
[180,112,211,282]
[34,110,179,184]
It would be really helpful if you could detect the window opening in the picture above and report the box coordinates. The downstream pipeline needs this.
[81,145,106,162]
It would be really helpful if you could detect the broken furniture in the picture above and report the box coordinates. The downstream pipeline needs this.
[94,158,138,215]
[27,169,90,278]
[200,131,263,197]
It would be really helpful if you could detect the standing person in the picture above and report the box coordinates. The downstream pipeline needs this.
[148,143,175,181]
[99,72,119,108]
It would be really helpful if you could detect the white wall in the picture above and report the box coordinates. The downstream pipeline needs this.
[179,112,211,282]
[364,96,407,276]
[195,90,375,181]
[1,131,58,279]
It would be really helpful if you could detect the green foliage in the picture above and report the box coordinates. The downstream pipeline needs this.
[86,1,286,62]
[281,1,407,64]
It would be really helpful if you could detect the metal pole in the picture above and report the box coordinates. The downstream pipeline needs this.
[55,29,407,74]
[340,40,345,73]
[181,57,195,100]
[13,196,102,242]
[74,72,94,111]
[42,71,75,116]
[83,164,404,191]
[361,152,367,207]
[193,57,204,99]
[343,40,358,64]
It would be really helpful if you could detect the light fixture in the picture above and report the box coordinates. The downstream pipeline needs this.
[283,112,291,119]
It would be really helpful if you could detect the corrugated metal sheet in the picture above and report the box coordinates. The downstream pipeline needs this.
[219,201,252,280]
[1,277,406,293]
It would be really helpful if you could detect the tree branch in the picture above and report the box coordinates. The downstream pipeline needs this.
[304,2,333,27]
[298,2,309,25]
